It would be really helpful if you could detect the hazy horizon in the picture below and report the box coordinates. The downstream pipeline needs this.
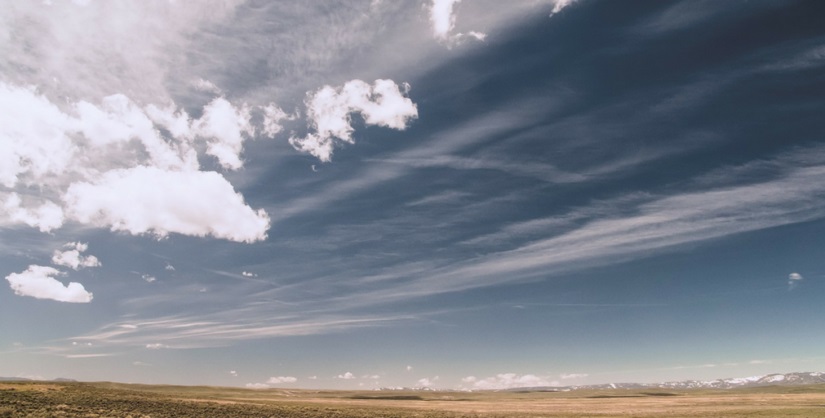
[2,0,825,391]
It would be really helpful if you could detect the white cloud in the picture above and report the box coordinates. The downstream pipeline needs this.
[262,103,292,138]
[245,383,270,389]
[145,343,167,349]
[52,242,101,270]
[788,272,804,290]
[73,93,197,171]
[165,264,175,271]
[266,376,297,384]
[429,0,486,45]
[242,271,257,277]
[5,265,93,303]
[64,166,270,243]
[308,375,318,380]
[142,274,156,283]
[2,193,65,232]
[467,31,487,41]
[230,370,238,377]
[0,1,243,104]
[417,376,438,387]
[337,372,355,379]
[192,97,254,170]
[0,82,272,242]
[289,79,418,162]
[193,78,221,94]
[466,373,553,390]
[560,373,588,379]
[430,0,461,40]
[406,365,413,371]
[550,0,576,15]
[0,83,76,189]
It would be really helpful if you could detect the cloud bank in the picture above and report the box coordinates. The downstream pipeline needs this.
[462,373,554,390]
[0,83,271,243]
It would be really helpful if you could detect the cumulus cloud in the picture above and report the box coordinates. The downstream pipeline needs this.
[464,373,554,390]
[52,242,101,270]
[337,372,355,379]
[0,83,271,243]
[64,166,270,243]
[142,274,156,283]
[2,193,65,232]
[417,376,439,387]
[245,383,270,389]
[192,97,254,170]
[0,83,76,189]
[242,271,257,277]
[560,373,588,379]
[788,272,803,290]
[406,365,413,371]
[5,265,93,303]
[289,79,418,162]
[267,376,297,384]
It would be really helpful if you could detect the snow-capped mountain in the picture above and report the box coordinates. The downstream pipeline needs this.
[654,372,825,390]
[553,372,825,391]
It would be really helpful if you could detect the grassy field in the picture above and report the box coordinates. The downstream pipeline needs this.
[2,381,825,417]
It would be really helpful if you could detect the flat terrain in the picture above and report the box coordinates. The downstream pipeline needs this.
[2,381,825,417]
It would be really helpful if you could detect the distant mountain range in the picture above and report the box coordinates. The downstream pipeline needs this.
[379,372,825,392]
[512,372,825,392]
[4,372,823,392]
[0,377,77,382]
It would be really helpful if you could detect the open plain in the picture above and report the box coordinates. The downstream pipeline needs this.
[2,381,825,417]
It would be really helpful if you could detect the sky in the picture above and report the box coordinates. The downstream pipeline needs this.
[1,0,825,391]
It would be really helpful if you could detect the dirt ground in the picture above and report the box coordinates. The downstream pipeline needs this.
[2,381,825,417]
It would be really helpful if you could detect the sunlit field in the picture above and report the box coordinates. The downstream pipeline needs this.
[3,381,825,417]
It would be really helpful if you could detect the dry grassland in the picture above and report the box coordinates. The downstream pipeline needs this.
[2,381,825,417]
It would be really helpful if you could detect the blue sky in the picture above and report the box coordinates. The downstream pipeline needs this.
[2,0,825,390]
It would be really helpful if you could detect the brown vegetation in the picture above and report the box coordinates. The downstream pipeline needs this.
[2,381,825,417]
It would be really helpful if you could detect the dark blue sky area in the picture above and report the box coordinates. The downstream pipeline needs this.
[2,0,825,389]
